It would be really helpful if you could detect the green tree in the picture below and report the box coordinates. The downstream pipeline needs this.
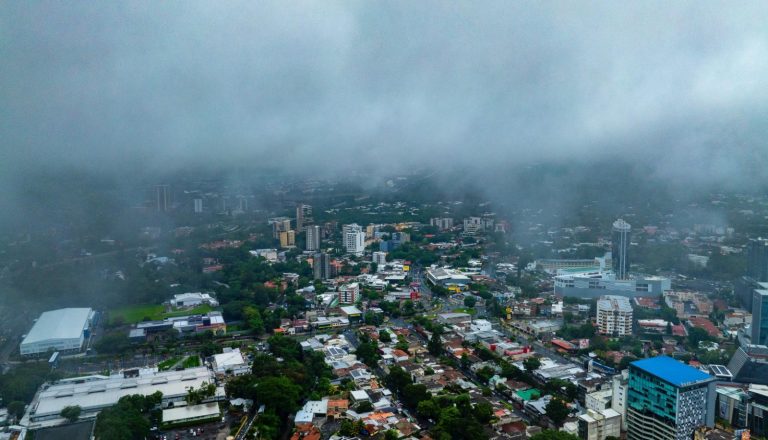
[524,356,541,372]
[6,401,25,421]
[545,398,569,427]
[379,329,392,343]
[428,331,443,356]
[60,405,82,422]
[464,296,477,308]
[530,430,581,440]
[256,376,302,418]
[356,400,374,413]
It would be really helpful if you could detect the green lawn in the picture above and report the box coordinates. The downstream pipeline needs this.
[158,357,181,371]
[111,303,216,325]
[110,304,165,324]
[182,356,201,368]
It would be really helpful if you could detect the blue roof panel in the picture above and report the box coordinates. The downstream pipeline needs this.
[631,356,712,387]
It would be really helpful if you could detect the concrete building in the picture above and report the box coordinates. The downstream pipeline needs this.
[250,248,278,262]
[747,238,768,282]
[554,271,670,298]
[338,283,360,304]
[271,217,292,239]
[612,219,631,280]
[627,356,714,440]
[313,252,331,280]
[211,348,249,376]
[463,217,483,235]
[752,288,768,346]
[193,198,203,213]
[24,367,221,425]
[20,308,95,356]
[597,295,633,336]
[430,218,453,230]
[296,204,313,232]
[169,292,219,308]
[425,267,471,287]
[372,251,388,266]
[279,230,296,248]
[155,184,170,212]
[578,408,621,440]
[306,225,321,252]
[343,224,366,256]
[611,370,629,430]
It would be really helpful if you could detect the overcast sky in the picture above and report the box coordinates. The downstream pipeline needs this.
[1,1,767,186]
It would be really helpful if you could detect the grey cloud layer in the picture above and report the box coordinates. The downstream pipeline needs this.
[1,1,767,182]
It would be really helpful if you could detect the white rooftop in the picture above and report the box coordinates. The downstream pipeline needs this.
[212,349,246,369]
[163,402,220,424]
[21,308,92,345]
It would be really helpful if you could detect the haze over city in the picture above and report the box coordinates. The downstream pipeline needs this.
[1,2,768,440]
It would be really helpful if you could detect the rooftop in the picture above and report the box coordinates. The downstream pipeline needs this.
[631,356,713,387]
[22,308,93,345]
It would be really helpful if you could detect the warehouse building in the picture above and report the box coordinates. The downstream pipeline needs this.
[20,308,95,356]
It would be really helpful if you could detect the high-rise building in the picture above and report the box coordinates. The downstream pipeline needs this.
[271,217,292,239]
[155,185,170,212]
[338,283,360,304]
[627,356,714,440]
[296,204,313,232]
[611,370,629,430]
[306,225,321,252]
[612,219,631,280]
[596,295,633,336]
[343,224,365,256]
[578,408,621,440]
[372,251,388,266]
[193,198,203,214]
[752,288,768,345]
[747,238,768,282]
[313,252,330,280]
[430,217,454,231]
[279,230,295,248]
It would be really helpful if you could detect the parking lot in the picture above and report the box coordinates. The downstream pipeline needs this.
[152,420,232,440]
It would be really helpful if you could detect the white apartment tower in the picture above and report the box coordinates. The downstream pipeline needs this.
[343,224,366,256]
[597,295,633,336]
[306,225,321,251]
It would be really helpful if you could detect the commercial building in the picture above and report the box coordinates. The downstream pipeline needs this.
[313,252,331,280]
[296,204,313,232]
[596,295,633,336]
[578,408,621,440]
[627,356,714,440]
[169,292,219,308]
[753,289,768,346]
[162,402,221,428]
[20,308,95,356]
[306,225,321,251]
[338,283,360,304]
[130,312,226,339]
[25,367,221,425]
[343,224,366,256]
[425,267,472,287]
[211,348,249,376]
[554,271,670,298]
[612,219,631,280]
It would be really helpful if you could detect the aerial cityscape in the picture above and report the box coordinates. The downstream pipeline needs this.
[1,2,768,440]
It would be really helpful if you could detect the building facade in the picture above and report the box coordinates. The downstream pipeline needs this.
[597,295,633,336]
[612,219,631,280]
[338,283,360,304]
[627,356,714,440]
[343,224,365,256]
[306,225,321,252]
[372,251,387,266]
[578,408,621,440]
[313,253,330,280]
[752,289,768,346]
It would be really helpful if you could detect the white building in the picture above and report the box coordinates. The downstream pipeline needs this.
[343,224,366,256]
[578,408,621,440]
[430,218,453,230]
[306,225,321,251]
[611,370,629,430]
[585,389,613,412]
[596,295,633,336]
[338,283,360,304]
[211,348,249,376]
[250,249,278,262]
[372,251,388,266]
[170,292,219,308]
[24,367,221,425]
[20,308,94,356]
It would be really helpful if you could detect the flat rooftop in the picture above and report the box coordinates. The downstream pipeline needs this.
[631,356,712,387]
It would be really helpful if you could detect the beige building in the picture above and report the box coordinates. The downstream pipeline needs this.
[597,295,633,336]
[578,408,621,440]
